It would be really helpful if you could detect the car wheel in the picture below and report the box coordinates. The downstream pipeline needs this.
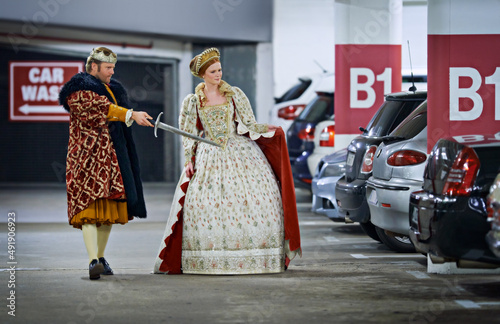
[375,226,416,253]
[359,221,381,242]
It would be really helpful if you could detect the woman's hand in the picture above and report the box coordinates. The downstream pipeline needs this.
[132,111,154,127]
[267,124,280,132]
[185,161,195,178]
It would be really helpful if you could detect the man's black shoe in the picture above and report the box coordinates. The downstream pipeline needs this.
[89,259,104,280]
[99,257,114,275]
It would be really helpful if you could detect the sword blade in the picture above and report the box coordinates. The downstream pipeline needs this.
[154,112,222,147]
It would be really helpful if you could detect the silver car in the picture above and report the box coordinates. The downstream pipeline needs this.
[311,148,347,222]
[366,101,428,252]
[486,173,500,258]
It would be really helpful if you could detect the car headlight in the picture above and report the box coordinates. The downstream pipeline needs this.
[321,162,346,178]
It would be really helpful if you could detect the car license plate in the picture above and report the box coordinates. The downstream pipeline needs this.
[368,189,377,205]
[346,152,355,166]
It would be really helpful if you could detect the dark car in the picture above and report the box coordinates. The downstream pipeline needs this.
[335,91,427,240]
[287,91,334,189]
[409,135,500,268]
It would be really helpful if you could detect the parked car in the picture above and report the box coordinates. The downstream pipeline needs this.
[311,148,347,222]
[486,172,500,258]
[307,115,336,177]
[287,90,334,189]
[306,71,427,178]
[409,135,500,268]
[270,72,334,132]
[366,101,428,252]
[335,91,427,241]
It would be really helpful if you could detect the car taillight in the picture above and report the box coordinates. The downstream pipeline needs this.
[486,199,494,221]
[387,150,427,166]
[298,126,315,142]
[319,125,335,147]
[277,105,306,120]
[361,145,377,174]
[442,146,480,197]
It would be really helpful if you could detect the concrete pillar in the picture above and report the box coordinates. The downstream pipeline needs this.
[334,0,403,150]
[427,0,500,152]
[256,42,274,124]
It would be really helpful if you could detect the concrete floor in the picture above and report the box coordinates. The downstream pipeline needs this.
[1,184,500,323]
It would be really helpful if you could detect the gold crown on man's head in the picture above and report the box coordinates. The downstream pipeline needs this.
[88,47,117,64]
[192,47,220,77]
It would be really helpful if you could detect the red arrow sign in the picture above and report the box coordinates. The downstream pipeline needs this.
[9,61,83,122]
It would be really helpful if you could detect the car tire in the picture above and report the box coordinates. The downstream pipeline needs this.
[359,221,381,242]
[375,226,416,253]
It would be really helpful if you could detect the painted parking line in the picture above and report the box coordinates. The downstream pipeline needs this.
[296,202,313,211]
[322,239,378,245]
[0,268,41,271]
[300,221,335,226]
[296,202,313,206]
[406,270,430,279]
[351,253,426,259]
[352,244,378,249]
[456,300,500,309]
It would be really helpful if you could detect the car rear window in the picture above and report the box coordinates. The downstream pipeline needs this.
[391,102,427,139]
[364,100,422,137]
[474,146,500,189]
[275,79,312,103]
[296,93,334,123]
[402,75,427,83]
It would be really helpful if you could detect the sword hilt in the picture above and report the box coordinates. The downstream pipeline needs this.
[154,112,163,138]
[153,112,222,147]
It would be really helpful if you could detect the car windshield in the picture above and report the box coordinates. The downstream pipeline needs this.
[390,101,427,139]
[275,79,312,103]
[296,94,334,123]
[364,100,421,137]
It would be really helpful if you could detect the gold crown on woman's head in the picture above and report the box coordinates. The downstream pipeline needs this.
[191,47,220,77]
[88,47,117,64]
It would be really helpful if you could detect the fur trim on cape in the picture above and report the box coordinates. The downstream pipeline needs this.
[59,72,130,110]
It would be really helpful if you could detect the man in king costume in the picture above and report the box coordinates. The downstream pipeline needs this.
[59,46,153,280]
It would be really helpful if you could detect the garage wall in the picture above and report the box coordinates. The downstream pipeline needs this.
[273,0,336,98]
[272,0,428,98]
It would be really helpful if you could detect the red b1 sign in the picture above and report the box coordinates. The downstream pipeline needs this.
[335,44,402,135]
[427,34,500,151]
[426,0,500,152]
[9,61,83,122]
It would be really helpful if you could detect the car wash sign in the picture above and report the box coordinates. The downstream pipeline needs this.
[9,61,83,122]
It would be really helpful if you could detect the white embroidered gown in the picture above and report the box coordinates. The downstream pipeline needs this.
[154,82,285,274]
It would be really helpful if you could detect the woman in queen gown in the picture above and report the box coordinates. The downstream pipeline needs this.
[153,48,301,275]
